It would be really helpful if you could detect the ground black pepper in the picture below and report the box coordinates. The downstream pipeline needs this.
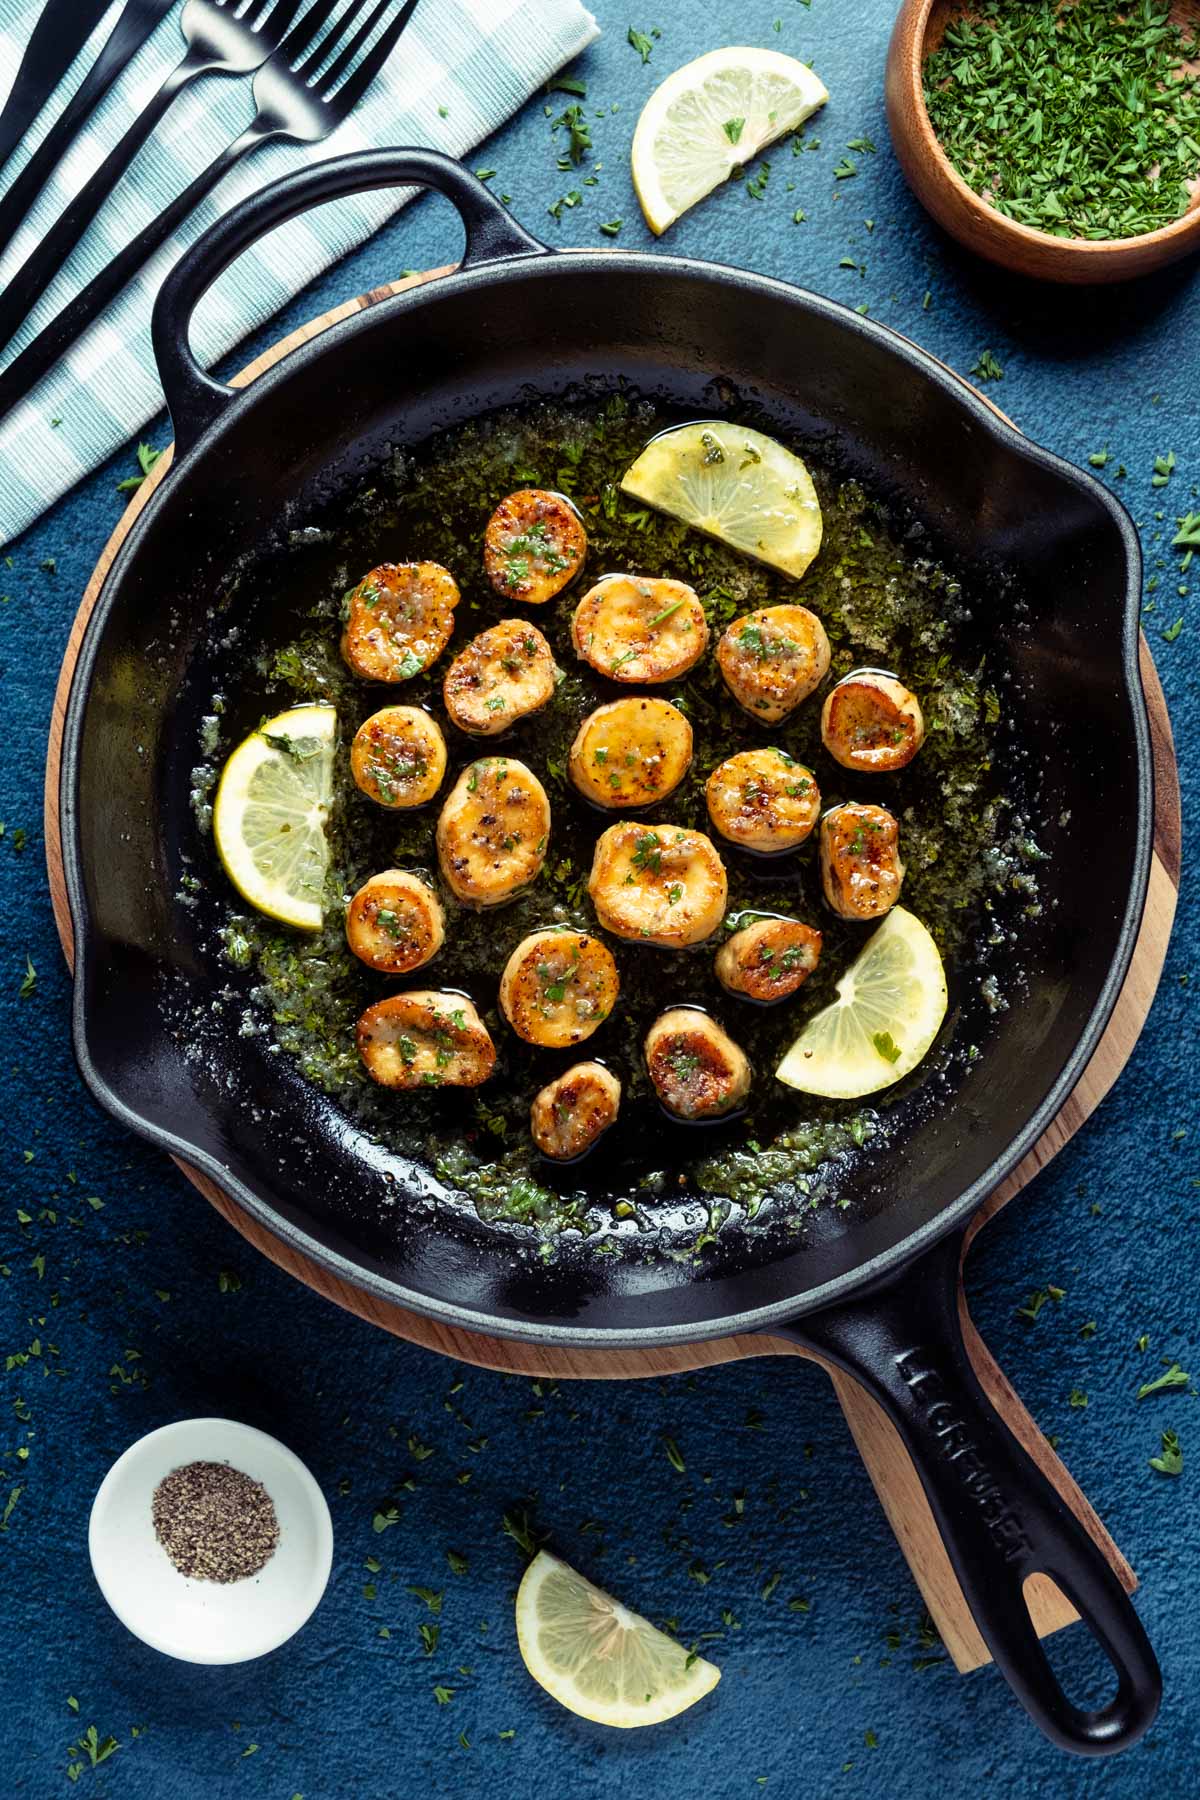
[151,1461,279,1583]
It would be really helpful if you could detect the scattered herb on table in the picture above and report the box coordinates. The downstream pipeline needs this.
[1149,1428,1183,1476]
[552,103,592,168]
[924,0,1200,240]
[628,27,656,64]
[1016,1283,1065,1322]
[1137,1360,1191,1399]
[970,349,1004,382]
[116,442,163,494]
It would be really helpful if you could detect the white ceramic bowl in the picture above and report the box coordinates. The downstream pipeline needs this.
[89,1417,333,1663]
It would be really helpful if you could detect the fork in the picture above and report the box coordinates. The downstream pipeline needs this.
[0,0,308,356]
[0,0,421,419]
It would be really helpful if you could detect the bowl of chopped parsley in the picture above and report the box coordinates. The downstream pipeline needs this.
[886,0,1200,281]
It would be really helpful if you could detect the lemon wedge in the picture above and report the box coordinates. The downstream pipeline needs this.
[776,908,948,1099]
[621,421,823,579]
[515,1550,720,1728]
[631,46,828,234]
[212,704,337,931]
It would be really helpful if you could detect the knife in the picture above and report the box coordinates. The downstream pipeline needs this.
[0,0,113,176]
[0,0,177,267]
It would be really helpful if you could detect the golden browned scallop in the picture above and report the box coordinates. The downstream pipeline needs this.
[350,706,447,808]
[820,670,925,772]
[571,574,709,683]
[705,748,820,852]
[340,561,459,682]
[483,489,587,604]
[356,991,495,1089]
[716,604,830,722]
[715,916,823,1003]
[568,696,693,810]
[530,1062,622,1160]
[644,1008,751,1120]
[499,928,619,1048]
[588,823,727,948]
[820,802,905,920]
[443,621,559,737]
[346,871,445,974]
[436,757,550,907]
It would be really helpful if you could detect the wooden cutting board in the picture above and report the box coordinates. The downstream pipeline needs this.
[43,268,1181,1674]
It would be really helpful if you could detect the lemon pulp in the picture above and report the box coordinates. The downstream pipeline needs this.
[631,47,829,234]
[212,704,337,931]
[515,1550,721,1728]
[776,907,948,1099]
[621,420,823,579]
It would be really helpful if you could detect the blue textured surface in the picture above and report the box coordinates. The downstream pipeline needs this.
[2,1,1197,1794]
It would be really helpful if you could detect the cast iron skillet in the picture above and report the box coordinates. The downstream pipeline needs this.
[61,150,1160,1753]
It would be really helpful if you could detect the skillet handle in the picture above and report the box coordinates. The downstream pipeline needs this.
[778,1229,1161,1756]
[151,147,550,459]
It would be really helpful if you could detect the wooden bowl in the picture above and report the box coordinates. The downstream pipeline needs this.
[885,0,1200,283]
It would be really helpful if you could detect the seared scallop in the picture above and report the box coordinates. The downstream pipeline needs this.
[346,871,445,974]
[715,916,822,1003]
[499,928,619,1048]
[341,561,459,683]
[356,991,495,1089]
[571,575,709,683]
[644,1008,751,1120]
[484,489,587,604]
[588,823,727,948]
[820,802,905,920]
[716,604,830,722]
[569,696,693,810]
[530,1062,621,1161]
[705,748,820,852]
[443,620,558,737]
[436,757,550,907]
[350,706,447,808]
[821,670,925,772]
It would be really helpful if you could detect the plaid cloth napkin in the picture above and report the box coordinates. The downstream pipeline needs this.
[0,0,598,544]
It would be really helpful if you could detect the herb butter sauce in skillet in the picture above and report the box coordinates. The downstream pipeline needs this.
[193,395,1046,1237]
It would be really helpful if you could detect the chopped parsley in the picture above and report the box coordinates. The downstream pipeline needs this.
[924,0,1200,241]
[630,831,663,875]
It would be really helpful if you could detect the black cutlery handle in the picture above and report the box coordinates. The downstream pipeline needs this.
[0,54,204,356]
[152,146,550,458]
[778,1229,1161,1756]
[0,127,266,424]
[0,0,176,268]
[0,0,111,173]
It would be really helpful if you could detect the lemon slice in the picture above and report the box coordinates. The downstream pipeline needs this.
[621,421,823,579]
[212,704,337,931]
[515,1550,720,1728]
[776,908,948,1099]
[631,47,828,234]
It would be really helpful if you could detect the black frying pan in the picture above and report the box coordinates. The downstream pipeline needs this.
[61,150,1160,1753]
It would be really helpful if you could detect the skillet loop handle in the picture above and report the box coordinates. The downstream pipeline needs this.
[151,147,550,459]
[779,1230,1161,1757]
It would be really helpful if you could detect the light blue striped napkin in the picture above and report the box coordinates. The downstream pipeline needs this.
[0,0,599,544]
